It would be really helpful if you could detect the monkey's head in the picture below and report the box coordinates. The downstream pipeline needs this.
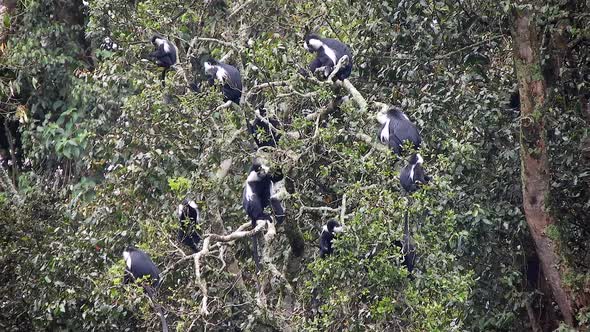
[325,219,344,234]
[150,34,166,46]
[203,58,220,76]
[304,33,322,52]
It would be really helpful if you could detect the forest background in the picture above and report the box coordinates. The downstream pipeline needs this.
[0,0,589,331]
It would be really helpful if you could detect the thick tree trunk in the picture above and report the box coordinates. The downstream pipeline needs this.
[512,8,575,326]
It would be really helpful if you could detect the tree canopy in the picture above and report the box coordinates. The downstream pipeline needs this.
[0,0,589,331]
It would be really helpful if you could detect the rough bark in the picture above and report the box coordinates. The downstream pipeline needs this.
[512,8,575,326]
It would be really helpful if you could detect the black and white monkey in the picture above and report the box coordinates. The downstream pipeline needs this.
[248,108,281,148]
[377,106,422,155]
[122,247,168,331]
[123,246,161,287]
[319,219,344,258]
[399,153,431,194]
[147,35,178,87]
[242,160,285,270]
[177,198,201,252]
[204,58,243,104]
[242,160,285,226]
[303,33,353,81]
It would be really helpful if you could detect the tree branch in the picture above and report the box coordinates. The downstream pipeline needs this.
[197,37,240,53]
[336,79,367,112]
[199,219,269,315]
[215,100,234,111]
[433,35,503,60]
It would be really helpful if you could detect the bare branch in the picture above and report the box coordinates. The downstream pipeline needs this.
[219,50,234,63]
[433,35,502,60]
[249,80,291,92]
[351,131,390,153]
[215,100,234,111]
[194,237,210,315]
[336,79,367,112]
[299,205,339,214]
[228,0,254,18]
[245,80,291,102]
[192,219,269,315]
[340,194,347,226]
[197,37,240,53]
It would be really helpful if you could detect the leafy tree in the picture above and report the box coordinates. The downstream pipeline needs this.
[0,0,588,331]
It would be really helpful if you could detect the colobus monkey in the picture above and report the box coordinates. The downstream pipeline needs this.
[376,106,422,154]
[303,33,353,81]
[242,161,285,225]
[248,108,281,148]
[399,153,431,194]
[177,199,201,252]
[242,160,285,270]
[393,215,417,274]
[319,219,344,258]
[123,246,161,287]
[204,58,243,104]
[147,35,178,87]
[122,247,168,332]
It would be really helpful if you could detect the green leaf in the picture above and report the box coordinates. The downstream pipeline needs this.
[2,14,9,28]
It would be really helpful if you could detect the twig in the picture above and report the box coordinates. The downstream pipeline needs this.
[197,37,240,53]
[351,132,390,153]
[219,50,234,63]
[276,89,318,99]
[228,0,254,18]
[433,35,502,60]
[244,80,291,104]
[340,194,347,226]
[299,205,339,215]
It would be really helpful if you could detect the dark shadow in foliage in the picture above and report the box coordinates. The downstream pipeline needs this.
[248,108,282,148]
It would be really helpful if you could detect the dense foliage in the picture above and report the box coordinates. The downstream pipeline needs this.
[1,0,588,331]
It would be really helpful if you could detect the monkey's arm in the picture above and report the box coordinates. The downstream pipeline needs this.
[149,45,167,59]
[413,165,430,185]
[123,269,132,284]
[389,132,404,154]
[308,57,324,73]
